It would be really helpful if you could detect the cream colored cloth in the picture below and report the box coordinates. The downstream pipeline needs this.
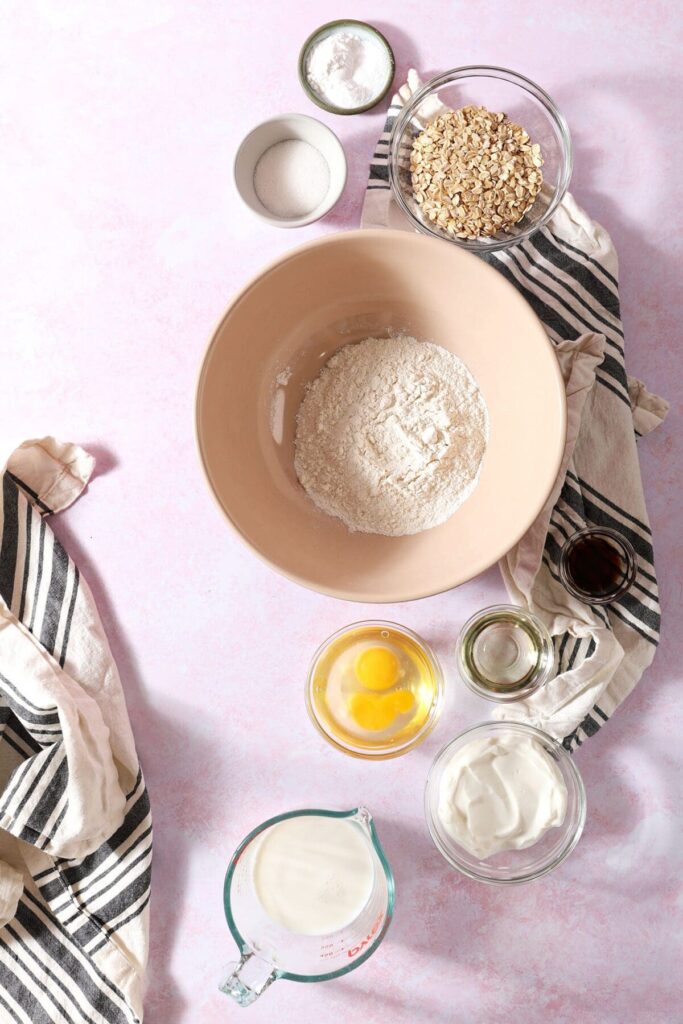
[362,73,668,747]
[0,437,150,1022]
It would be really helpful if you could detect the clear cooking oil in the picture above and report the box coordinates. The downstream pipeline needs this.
[307,622,443,758]
[457,605,555,702]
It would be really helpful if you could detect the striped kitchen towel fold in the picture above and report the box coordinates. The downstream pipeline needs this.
[362,72,669,749]
[0,437,151,1022]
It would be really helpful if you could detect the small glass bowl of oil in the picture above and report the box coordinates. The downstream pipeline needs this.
[457,604,555,702]
[306,621,444,759]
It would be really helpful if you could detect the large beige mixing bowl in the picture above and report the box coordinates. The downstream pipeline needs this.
[196,230,566,602]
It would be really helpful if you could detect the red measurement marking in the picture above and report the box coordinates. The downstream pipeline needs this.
[347,911,383,958]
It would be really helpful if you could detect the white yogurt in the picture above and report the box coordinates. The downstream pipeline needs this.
[437,734,568,859]
[252,815,374,935]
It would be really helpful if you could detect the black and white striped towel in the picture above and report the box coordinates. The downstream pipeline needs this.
[363,72,669,750]
[0,438,151,1022]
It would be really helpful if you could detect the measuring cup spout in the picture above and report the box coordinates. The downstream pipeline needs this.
[352,806,390,859]
[351,806,373,833]
[219,952,279,1007]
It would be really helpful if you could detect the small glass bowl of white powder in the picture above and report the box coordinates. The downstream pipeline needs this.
[299,20,395,115]
[234,113,347,227]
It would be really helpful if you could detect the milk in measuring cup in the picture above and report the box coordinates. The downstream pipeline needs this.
[252,815,374,935]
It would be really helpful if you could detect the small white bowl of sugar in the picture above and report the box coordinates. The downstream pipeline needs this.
[234,114,347,228]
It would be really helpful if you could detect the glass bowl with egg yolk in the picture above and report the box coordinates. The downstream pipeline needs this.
[306,621,444,759]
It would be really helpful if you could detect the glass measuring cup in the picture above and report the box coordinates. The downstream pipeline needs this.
[220,807,395,1006]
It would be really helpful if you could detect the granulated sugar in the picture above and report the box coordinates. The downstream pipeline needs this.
[253,140,330,219]
[294,335,490,536]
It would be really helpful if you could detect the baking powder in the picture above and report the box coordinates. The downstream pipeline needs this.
[305,29,390,111]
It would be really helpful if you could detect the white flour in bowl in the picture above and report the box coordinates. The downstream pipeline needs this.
[294,335,489,536]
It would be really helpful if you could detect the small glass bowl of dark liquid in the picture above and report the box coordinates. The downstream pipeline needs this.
[559,527,637,605]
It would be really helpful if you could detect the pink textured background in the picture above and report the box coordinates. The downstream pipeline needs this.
[2,2,682,1022]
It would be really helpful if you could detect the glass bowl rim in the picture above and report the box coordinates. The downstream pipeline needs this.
[456,602,555,703]
[424,720,586,884]
[305,619,444,759]
[558,526,638,604]
[388,65,573,253]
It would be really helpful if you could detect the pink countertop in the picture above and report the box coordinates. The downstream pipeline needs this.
[2,2,682,1022]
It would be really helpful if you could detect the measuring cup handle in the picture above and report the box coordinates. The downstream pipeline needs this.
[219,952,279,1006]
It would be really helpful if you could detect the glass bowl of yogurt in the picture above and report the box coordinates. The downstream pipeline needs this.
[425,721,586,884]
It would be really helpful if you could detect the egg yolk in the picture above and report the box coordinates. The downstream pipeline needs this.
[348,690,415,732]
[348,693,396,731]
[391,690,415,714]
[354,646,400,691]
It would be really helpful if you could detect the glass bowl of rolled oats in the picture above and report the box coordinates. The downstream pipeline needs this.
[388,67,572,252]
